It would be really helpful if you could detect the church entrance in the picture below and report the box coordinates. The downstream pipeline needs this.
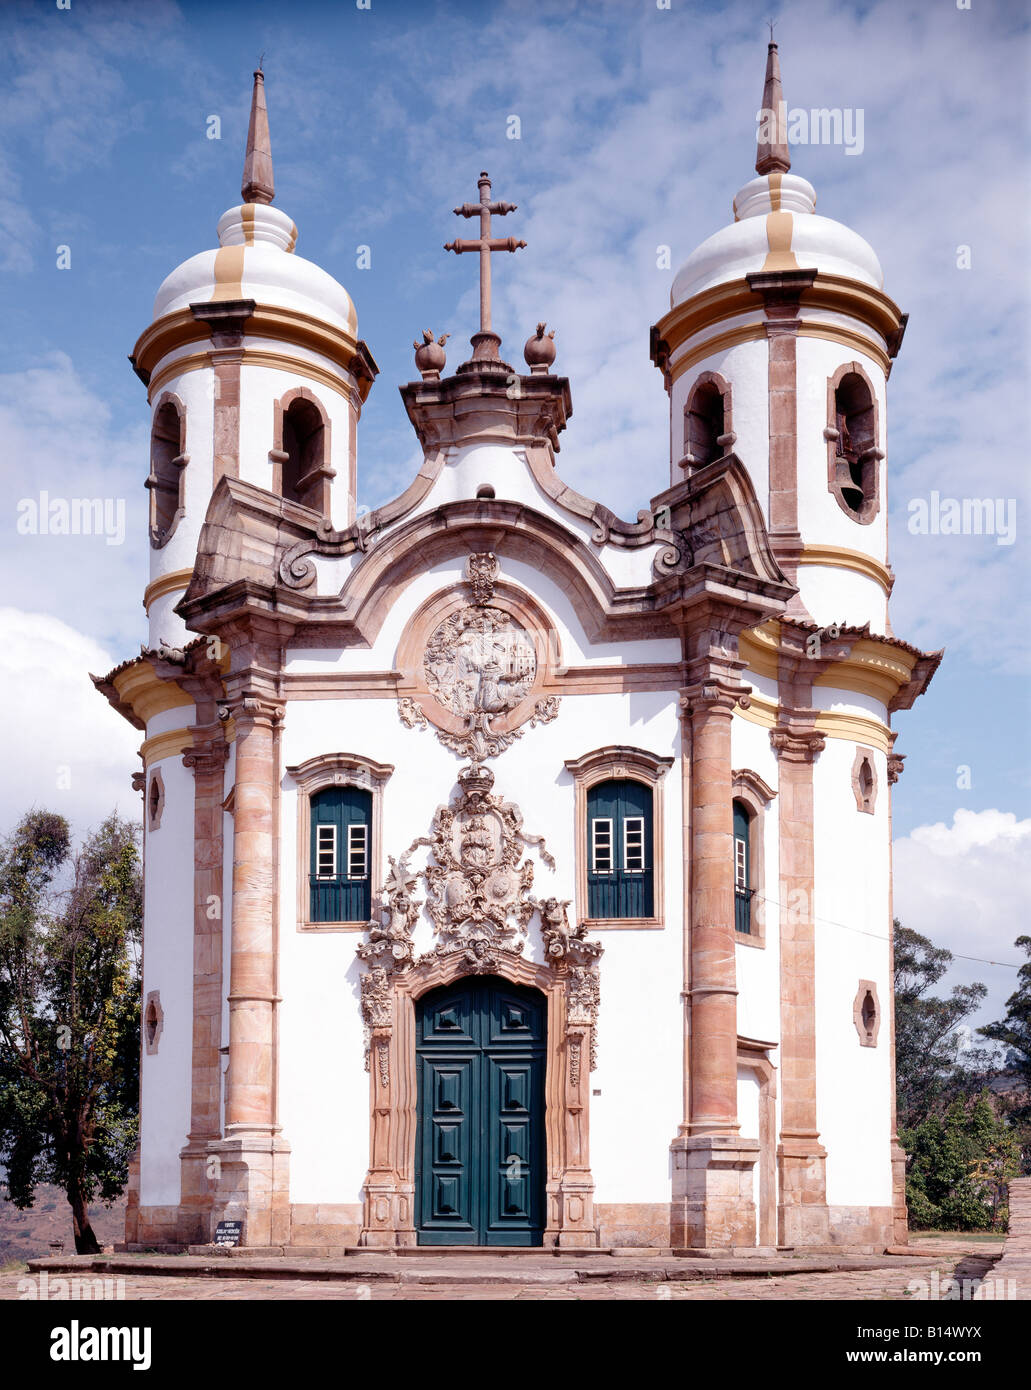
[415,977,546,1246]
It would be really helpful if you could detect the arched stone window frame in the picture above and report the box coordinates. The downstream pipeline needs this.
[269,386,335,515]
[732,768,776,948]
[147,767,166,831]
[564,746,673,930]
[680,369,736,472]
[286,752,394,932]
[144,990,164,1055]
[146,392,188,548]
[851,745,878,815]
[825,360,883,524]
[853,979,881,1047]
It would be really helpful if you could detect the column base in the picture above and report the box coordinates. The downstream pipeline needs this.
[547,1177,598,1248]
[359,1179,417,1247]
[177,1139,218,1245]
[891,1139,909,1246]
[209,1132,291,1248]
[670,1134,760,1249]
[777,1138,829,1248]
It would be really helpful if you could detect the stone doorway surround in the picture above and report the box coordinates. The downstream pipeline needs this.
[355,761,603,1249]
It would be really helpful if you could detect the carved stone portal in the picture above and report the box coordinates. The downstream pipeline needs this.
[356,762,602,1248]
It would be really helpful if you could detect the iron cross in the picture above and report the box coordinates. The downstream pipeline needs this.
[445,171,526,340]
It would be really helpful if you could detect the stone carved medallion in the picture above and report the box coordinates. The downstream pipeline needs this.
[397,553,559,761]
[424,606,536,718]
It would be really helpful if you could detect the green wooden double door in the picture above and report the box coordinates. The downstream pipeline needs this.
[416,977,546,1246]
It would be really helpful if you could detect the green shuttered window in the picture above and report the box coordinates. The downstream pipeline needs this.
[733,798,752,935]
[310,785,372,922]
[586,778,654,919]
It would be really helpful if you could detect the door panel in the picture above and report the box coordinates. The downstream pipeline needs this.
[416,977,545,1246]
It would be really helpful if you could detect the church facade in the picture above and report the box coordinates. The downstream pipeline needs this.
[95,48,940,1253]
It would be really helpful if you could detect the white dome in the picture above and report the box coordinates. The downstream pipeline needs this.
[671,172,883,306]
[152,202,357,336]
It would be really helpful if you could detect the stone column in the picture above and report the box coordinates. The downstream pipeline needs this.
[211,692,290,1248]
[671,676,759,1251]
[887,740,909,1246]
[190,299,255,486]
[771,721,829,1247]
[747,269,816,616]
[177,727,229,1244]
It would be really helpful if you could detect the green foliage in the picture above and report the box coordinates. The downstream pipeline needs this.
[893,921,991,1131]
[979,935,1031,1131]
[0,810,141,1253]
[902,1092,1021,1231]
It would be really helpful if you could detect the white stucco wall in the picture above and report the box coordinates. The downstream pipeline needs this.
[812,735,893,1208]
[139,753,195,1205]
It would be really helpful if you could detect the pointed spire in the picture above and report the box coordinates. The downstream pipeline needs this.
[242,66,274,205]
[755,40,791,176]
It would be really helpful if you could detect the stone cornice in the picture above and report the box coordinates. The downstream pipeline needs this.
[650,270,906,389]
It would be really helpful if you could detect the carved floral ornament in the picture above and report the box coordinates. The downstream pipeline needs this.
[397,553,560,761]
[356,760,602,1079]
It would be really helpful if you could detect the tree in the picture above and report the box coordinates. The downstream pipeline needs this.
[979,936,1031,1121]
[893,921,991,1131]
[902,1092,1021,1231]
[0,810,141,1254]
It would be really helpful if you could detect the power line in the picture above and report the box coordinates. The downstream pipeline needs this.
[750,891,1025,970]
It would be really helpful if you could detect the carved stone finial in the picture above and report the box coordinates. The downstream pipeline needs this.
[524,322,556,375]
[466,551,499,605]
[413,330,450,380]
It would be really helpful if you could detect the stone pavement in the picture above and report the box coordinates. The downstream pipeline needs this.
[991,1177,1031,1290]
[2,1235,1015,1301]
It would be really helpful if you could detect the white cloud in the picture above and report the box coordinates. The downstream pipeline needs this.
[893,809,1031,1032]
[0,607,140,843]
[0,352,148,653]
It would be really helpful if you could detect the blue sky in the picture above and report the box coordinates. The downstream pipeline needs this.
[1,0,1028,1027]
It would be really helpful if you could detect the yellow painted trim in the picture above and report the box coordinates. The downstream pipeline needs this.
[137,303,361,398]
[798,321,891,375]
[736,693,778,729]
[735,690,892,753]
[668,324,766,381]
[653,281,764,358]
[211,244,245,302]
[143,568,194,613]
[815,710,892,755]
[768,171,782,213]
[112,662,193,723]
[148,348,357,405]
[140,728,193,765]
[798,545,893,594]
[740,621,781,681]
[815,638,916,705]
[762,210,798,271]
[241,204,255,247]
[286,221,298,254]
[653,271,904,380]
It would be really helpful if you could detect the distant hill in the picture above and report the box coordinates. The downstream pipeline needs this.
[0,1185,126,1264]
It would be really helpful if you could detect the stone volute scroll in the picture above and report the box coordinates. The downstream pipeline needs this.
[396,552,561,761]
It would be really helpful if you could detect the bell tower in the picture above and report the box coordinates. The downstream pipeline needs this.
[651,40,907,637]
[130,68,378,654]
